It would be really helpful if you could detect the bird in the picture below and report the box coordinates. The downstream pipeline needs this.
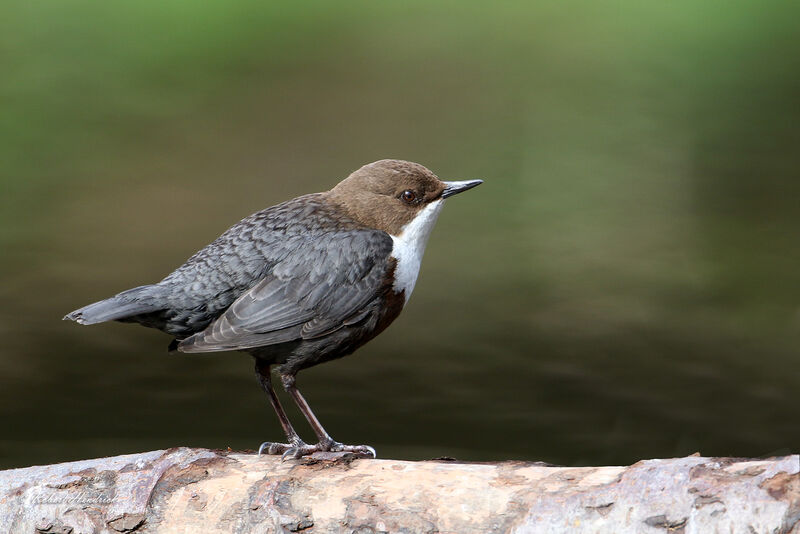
[64,159,483,459]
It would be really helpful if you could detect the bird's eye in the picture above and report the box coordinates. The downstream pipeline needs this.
[401,190,417,204]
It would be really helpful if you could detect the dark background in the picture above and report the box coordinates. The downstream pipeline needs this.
[2,1,799,469]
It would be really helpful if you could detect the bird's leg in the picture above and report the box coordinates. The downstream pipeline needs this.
[280,373,333,446]
[280,372,376,459]
[254,360,307,456]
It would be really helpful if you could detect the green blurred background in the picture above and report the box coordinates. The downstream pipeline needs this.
[1,1,798,469]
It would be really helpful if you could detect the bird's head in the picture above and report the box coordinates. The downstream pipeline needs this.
[328,159,482,236]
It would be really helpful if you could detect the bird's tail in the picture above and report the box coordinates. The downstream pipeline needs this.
[63,285,163,325]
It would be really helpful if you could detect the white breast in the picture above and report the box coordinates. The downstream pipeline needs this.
[390,199,445,302]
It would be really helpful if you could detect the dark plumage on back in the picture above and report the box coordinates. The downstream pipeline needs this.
[176,215,393,353]
[67,193,393,353]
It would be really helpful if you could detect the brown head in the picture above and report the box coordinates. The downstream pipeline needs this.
[326,159,482,236]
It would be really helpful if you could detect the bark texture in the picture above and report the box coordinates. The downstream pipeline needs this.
[0,448,797,534]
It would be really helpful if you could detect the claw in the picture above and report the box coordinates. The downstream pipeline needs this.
[281,447,301,461]
[258,440,305,456]
[359,445,377,458]
[258,442,283,455]
[331,443,376,458]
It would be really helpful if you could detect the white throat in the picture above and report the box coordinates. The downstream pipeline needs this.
[390,199,444,302]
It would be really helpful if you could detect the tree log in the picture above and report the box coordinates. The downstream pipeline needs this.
[0,448,797,533]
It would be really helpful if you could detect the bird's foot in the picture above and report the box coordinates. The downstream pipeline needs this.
[258,439,307,458]
[319,438,376,458]
[257,438,376,460]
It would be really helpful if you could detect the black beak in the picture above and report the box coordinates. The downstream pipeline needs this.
[441,180,484,199]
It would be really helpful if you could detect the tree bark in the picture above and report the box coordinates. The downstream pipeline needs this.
[0,448,797,533]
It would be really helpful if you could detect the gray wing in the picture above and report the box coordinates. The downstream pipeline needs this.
[176,229,394,353]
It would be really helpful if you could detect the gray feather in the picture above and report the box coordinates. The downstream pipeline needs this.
[63,285,163,325]
[64,193,395,349]
[177,228,393,353]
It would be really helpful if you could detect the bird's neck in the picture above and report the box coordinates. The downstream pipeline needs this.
[388,199,445,303]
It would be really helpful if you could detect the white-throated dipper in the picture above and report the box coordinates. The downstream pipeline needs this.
[65,159,482,459]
